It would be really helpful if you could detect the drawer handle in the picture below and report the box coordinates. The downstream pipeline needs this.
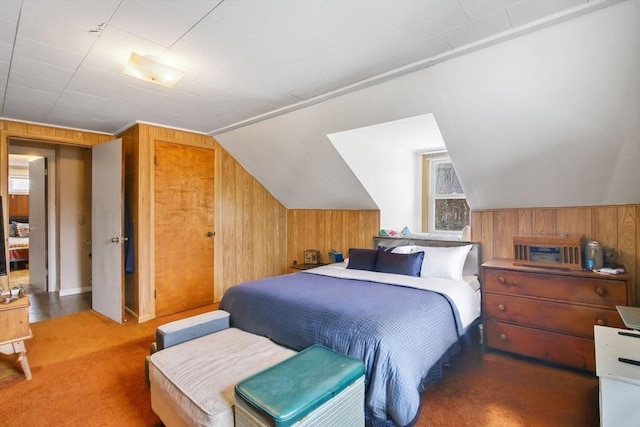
[497,304,506,312]
[618,331,640,339]
[618,357,640,367]
[499,333,508,341]
[594,287,607,297]
[497,276,507,284]
[595,319,605,326]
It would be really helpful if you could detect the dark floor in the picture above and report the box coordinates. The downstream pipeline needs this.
[9,269,92,323]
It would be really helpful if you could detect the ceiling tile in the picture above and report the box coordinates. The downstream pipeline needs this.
[18,0,117,55]
[442,10,512,49]
[458,0,522,21]
[394,35,452,66]
[0,40,13,64]
[2,95,55,118]
[9,55,75,84]
[108,0,222,48]
[13,36,85,70]
[6,84,60,103]
[57,89,108,108]
[0,16,19,46]
[8,71,67,93]
[507,0,588,27]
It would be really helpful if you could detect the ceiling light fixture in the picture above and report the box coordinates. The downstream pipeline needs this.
[122,52,186,88]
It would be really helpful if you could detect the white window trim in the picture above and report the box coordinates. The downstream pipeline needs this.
[8,176,29,194]
[427,155,467,234]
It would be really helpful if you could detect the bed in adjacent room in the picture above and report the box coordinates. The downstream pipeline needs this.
[220,238,481,427]
[7,218,29,270]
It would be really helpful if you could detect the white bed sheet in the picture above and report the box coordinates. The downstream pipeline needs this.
[8,236,29,249]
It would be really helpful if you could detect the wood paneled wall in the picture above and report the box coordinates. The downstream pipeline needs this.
[8,195,29,217]
[471,204,640,305]
[287,209,380,268]
[215,146,288,299]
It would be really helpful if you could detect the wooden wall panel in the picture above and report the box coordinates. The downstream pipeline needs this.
[214,145,287,300]
[494,210,518,259]
[8,195,28,217]
[286,209,380,268]
[517,209,532,235]
[618,206,637,290]
[532,208,556,234]
[1,120,112,146]
[593,207,619,249]
[120,125,140,319]
[557,208,591,236]
[473,204,640,305]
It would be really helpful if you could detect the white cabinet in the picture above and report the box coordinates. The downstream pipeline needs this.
[594,325,640,427]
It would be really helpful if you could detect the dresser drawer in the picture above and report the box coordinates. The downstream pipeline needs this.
[484,293,626,338]
[0,301,30,343]
[485,320,596,371]
[483,269,628,306]
[595,325,640,384]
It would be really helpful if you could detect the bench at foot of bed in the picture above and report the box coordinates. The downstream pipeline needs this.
[147,310,365,427]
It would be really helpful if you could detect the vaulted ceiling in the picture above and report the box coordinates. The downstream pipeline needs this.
[1,1,638,212]
[0,0,614,134]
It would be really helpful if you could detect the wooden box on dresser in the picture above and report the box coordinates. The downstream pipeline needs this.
[481,259,632,372]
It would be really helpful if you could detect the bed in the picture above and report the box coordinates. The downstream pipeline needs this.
[220,238,481,427]
[7,217,29,270]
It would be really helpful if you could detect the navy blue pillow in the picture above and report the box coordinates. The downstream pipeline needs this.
[346,248,378,271]
[374,248,424,277]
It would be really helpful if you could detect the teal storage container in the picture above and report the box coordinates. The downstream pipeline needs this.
[235,345,365,427]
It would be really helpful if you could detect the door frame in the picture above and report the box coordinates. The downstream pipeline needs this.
[8,144,58,292]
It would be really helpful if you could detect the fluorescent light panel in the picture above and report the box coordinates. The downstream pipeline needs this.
[122,52,186,88]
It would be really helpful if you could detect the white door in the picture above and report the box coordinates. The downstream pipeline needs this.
[29,157,47,291]
[91,138,124,323]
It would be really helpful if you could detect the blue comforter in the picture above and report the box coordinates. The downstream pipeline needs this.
[220,271,461,427]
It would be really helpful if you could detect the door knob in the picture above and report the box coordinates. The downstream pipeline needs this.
[111,237,129,243]
[207,231,215,238]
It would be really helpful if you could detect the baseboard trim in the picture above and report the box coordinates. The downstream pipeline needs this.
[59,286,92,297]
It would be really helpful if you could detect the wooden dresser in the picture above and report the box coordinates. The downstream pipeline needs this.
[481,259,632,372]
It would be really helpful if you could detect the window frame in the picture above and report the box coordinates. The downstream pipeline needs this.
[425,154,469,234]
[8,176,29,194]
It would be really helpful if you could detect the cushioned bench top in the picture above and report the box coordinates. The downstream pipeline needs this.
[235,344,365,426]
[149,327,297,427]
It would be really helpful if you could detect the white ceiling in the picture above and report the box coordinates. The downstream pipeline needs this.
[0,0,610,136]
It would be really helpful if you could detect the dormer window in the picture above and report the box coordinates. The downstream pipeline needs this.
[424,155,469,233]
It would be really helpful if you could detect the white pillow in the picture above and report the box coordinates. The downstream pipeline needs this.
[390,245,416,254]
[415,245,472,281]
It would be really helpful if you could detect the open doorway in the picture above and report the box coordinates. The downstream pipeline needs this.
[7,139,92,322]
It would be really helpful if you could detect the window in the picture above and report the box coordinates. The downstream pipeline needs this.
[8,176,29,194]
[426,156,469,233]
